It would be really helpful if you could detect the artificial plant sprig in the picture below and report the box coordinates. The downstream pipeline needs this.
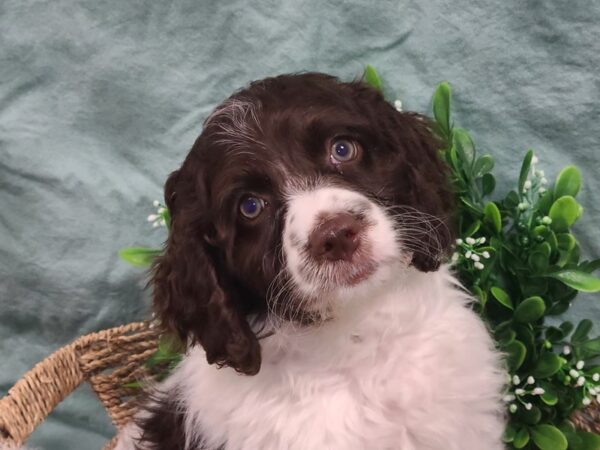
[430,80,600,450]
[118,200,168,267]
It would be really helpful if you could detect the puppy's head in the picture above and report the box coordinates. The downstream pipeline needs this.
[153,73,453,375]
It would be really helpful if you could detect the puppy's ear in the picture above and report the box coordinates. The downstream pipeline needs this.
[152,164,261,375]
[356,84,453,272]
[395,112,454,272]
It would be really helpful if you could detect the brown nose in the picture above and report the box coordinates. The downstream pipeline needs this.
[308,213,362,262]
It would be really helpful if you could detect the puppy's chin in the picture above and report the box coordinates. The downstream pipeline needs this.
[338,259,378,287]
[277,256,410,326]
[313,254,405,293]
[324,256,410,301]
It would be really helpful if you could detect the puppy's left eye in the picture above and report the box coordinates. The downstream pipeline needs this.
[330,139,359,163]
[240,196,265,219]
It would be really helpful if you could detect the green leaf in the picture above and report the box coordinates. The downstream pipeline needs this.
[515,323,535,352]
[532,352,562,378]
[562,430,583,450]
[533,225,546,238]
[484,202,502,234]
[557,233,576,251]
[523,277,549,297]
[482,173,496,196]
[158,333,184,355]
[549,195,582,231]
[473,154,494,177]
[514,296,546,323]
[472,285,487,308]
[145,346,182,368]
[540,389,559,406]
[548,270,600,292]
[513,428,530,449]
[432,82,451,138]
[145,334,183,372]
[559,321,574,336]
[587,366,600,377]
[572,319,593,343]
[574,431,600,450]
[505,190,520,209]
[503,424,517,443]
[496,328,516,346]
[579,258,600,273]
[537,190,555,215]
[490,236,502,252]
[554,165,582,198]
[460,197,482,215]
[453,128,476,171]
[161,207,172,229]
[518,150,534,193]
[505,340,527,371]
[119,247,162,267]
[560,421,576,435]
[520,405,542,425]
[530,425,568,450]
[490,286,513,310]
[581,337,600,355]
[363,65,382,92]
[539,242,552,258]
[529,250,549,273]
[569,242,580,263]
[545,326,565,342]
[448,146,460,171]
[547,300,571,316]
[560,395,576,413]
[556,250,571,269]
[557,244,578,267]
[546,229,559,254]
[494,319,512,333]
[464,220,481,237]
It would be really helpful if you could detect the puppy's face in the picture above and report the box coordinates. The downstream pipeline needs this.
[153,74,453,374]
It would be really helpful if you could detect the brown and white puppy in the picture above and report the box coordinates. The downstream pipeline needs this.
[116,73,505,450]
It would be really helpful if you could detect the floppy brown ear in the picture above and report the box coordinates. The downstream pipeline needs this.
[152,166,261,375]
[395,112,454,272]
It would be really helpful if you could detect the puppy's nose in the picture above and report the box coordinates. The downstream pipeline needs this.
[308,213,361,262]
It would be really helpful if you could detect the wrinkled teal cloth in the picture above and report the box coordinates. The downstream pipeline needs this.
[1,1,599,448]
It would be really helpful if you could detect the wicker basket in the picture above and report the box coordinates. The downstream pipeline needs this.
[0,322,159,450]
[0,321,598,449]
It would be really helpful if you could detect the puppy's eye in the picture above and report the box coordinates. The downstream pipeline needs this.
[330,139,359,163]
[240,196,265,219]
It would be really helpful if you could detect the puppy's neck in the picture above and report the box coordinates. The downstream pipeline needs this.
[262,265,452,356]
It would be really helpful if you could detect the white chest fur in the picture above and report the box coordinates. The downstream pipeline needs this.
[167,268,506,450]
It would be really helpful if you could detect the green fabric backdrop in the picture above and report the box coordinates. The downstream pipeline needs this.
[1,1,599,448]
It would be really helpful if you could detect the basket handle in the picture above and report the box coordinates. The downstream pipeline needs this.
[0,341,84,446]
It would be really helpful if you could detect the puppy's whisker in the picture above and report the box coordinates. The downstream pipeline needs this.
[266,270,291,316]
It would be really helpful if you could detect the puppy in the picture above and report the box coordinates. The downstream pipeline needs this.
[116,73,506,450]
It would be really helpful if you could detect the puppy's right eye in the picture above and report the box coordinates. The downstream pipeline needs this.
[330,139,360,163]
[240,196,265,219]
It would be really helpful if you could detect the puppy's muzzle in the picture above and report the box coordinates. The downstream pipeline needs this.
[308,213,363,262]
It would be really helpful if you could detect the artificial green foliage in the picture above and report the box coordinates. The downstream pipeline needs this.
[121,67,600,448]
[363,64,383,93]
[432,80,600,449]
[118,247,162,267]
[119,200,169,267]
[122,333,183,388]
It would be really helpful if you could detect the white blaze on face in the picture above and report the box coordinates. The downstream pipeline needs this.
[282,185,401,297]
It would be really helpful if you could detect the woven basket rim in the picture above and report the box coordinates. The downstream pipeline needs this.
[0,321,159,449]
